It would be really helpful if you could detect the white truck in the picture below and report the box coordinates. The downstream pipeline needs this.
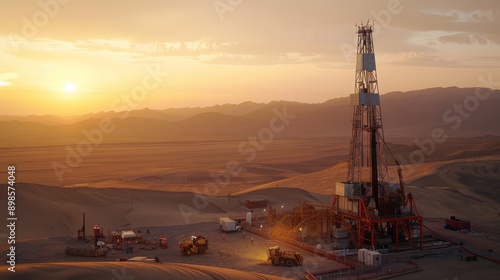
[219,217,242,232]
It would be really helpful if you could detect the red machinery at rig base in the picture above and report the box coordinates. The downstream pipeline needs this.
[445,216,471,231]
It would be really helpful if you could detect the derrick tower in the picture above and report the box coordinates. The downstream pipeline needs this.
[332,22,422,251]
[348,22,388,210]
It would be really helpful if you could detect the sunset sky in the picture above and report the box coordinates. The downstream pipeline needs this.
[0,0,499,115]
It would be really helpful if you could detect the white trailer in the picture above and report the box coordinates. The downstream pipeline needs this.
[219,217,242,232]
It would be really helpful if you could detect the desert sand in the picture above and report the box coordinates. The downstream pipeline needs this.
[3,262,292,280]
[1,221,345,280]
[0,184,342,279]
[1,136,500,279]
[1,91,500,279]
[1,136,500,278]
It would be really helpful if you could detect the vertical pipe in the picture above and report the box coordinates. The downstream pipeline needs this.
[371,221,375,250]
[371,129,378,210]
[396,219,399,252]
[358,219,362,249]
[419,217,423,250]
[82,212,85,239]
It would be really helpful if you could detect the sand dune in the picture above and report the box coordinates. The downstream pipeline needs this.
[1,261,290,280]
[2,136,499,241]
[232,162,348,196]
[242,158,500,231]
[2,137,345,190]
[3,157,498,241]
[0,154,499,279]
[0,183,331,240]
[408,160,500,227]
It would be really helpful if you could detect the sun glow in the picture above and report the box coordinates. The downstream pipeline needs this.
[63,82,76,93]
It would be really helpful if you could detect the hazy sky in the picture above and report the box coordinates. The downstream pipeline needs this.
[0,0,499,115]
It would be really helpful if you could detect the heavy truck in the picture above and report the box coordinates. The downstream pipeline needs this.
[267,246,303,267]
[179,235,208,255]
[219,217,243,232]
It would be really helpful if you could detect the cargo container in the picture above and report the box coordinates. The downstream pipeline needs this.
[358,248,369,262]
[365,250,382,266]
[245,197,267,209]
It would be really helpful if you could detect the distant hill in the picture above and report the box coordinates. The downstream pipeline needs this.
[160,101,267,118]
[1,87,499,147]
[0,101,268,125]
[382,87,500,135]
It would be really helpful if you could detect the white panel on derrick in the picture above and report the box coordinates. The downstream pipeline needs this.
[356,53,376,71]
[356,53,364,71]
[358,93,380,105]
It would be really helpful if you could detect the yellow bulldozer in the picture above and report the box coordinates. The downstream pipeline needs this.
[179,235,208,256]
[267,246,303,267]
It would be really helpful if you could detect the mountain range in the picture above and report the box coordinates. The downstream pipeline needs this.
[2,87,499,147]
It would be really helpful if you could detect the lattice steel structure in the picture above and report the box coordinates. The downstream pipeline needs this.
[347,22,390,208]
[332,22,422,252]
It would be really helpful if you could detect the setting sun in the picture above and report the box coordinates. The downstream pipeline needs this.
[63,82,76,94]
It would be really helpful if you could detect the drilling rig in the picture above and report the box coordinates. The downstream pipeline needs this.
[332,22,422,251]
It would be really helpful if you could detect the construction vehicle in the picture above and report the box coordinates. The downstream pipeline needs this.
[267,246,303,267]
[179,235,208,255]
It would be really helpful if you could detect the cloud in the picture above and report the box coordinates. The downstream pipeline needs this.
[0,80,12,86]
[74,38,238,55]
[438,32,492,45]
[0,72,19,80]
[391,52,424,63]
[279,52,323,64]
[388,5,500,45]
[436,9,496,23]
[1,1,499,70]
[385,53,459,68]
[196,52,256,64]
[0,72,19,86]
